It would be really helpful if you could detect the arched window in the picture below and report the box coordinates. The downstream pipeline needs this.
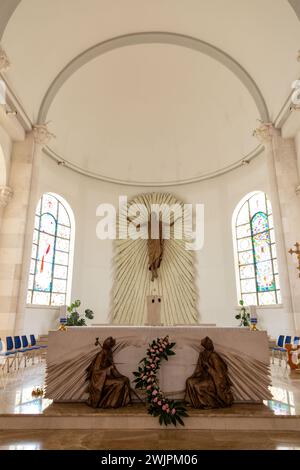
[233,191,281,306]
[27,193,74,306]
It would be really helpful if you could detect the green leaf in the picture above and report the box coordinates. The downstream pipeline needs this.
[176,415,184,426]
[167,350,175,356]
[171,415,177,426]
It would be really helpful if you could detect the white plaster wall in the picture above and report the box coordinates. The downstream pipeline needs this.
[23,305,60,337]
[25,150,295,339]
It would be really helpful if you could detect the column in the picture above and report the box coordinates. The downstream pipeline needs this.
[14,125,54,335]
[0,185,13,230]
[0,125,53,338]
[255,124,300,332]
[0,133,35,338]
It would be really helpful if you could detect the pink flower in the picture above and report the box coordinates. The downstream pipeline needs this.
[159,348,163,352]
[171,408,176,415]
[153,397,158,403]
[147,385,152,390]
[147,378,152,383]
[152,389,158,396]
[151,364,155,369]
[149,359,153,363]
[150,348,155,353]
[162,404,168,411]
[158,401,162,406]
[155,357,159,362]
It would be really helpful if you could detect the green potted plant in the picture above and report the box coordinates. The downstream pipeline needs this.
[235,299,250,327]
[66,299,94,326]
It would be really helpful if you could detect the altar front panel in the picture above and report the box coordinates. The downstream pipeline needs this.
[45,326,272,403]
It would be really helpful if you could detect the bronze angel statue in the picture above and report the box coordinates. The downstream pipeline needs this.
[185,336,234,409]
[86,336,131,408]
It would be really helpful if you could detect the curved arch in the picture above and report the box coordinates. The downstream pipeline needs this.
[288,0,300,21]
[0,0,21,41]
[38,31,269,124]
[43,144,264,187]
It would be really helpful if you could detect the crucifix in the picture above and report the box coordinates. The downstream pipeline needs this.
[127,212,179,281]
[288,242,300,278]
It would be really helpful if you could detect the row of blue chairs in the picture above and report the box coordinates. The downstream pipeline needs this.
[0,335,47,373]
[271,335,300,365]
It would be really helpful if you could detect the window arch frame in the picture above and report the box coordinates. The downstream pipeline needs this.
[27,192,75,307]
[232,191,281,306]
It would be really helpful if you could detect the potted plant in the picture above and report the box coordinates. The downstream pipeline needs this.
[66,299,94,326]
[235,299,250,327]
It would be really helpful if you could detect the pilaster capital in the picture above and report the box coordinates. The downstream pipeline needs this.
[253,122,277,143]
[33,124,55,147]
[0,186,13,207]
[0,46,10,72]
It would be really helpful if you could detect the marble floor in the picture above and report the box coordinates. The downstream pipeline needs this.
[1,429,300,450]
[1,360,300,449]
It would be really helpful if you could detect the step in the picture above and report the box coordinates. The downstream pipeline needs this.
[0,403,299,431]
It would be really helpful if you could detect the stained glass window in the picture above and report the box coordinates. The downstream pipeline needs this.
[27,193,73,306]
[234,192,281,306]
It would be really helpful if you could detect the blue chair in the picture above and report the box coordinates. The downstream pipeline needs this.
[30,334,47,349]
[13,336,32,369]
[294,336,300,345]
[285,336,292,346]
[2,337,18,372]
[6,336,14,352]
[21,335,40,365]
[21,335,38,350]
[272,335,286,364]
[0,339,15,382]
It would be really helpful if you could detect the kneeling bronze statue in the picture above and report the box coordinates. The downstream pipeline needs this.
[86,336,131,408]
[185,336,233,409]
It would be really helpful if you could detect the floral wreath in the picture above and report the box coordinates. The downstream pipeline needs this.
[133,335,188,426]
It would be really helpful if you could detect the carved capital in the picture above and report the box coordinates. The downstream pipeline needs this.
[253,122,275,143]
[33,124,55,147]
[0,46,10,72]
[0,186,13,207]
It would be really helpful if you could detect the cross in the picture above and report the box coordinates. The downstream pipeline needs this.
[288,242,300,278]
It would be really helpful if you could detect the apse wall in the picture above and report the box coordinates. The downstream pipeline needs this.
[23,150,294,338]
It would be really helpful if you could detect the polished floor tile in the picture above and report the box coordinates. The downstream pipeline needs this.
[0,429,300,450]
[1,359,300,449]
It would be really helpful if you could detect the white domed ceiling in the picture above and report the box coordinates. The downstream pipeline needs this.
[1,0,300,185]
[47,43,259,184]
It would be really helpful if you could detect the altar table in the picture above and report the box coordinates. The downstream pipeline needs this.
[45,326,272,403]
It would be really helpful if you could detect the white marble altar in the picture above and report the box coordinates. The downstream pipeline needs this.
[45,326,271,403]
